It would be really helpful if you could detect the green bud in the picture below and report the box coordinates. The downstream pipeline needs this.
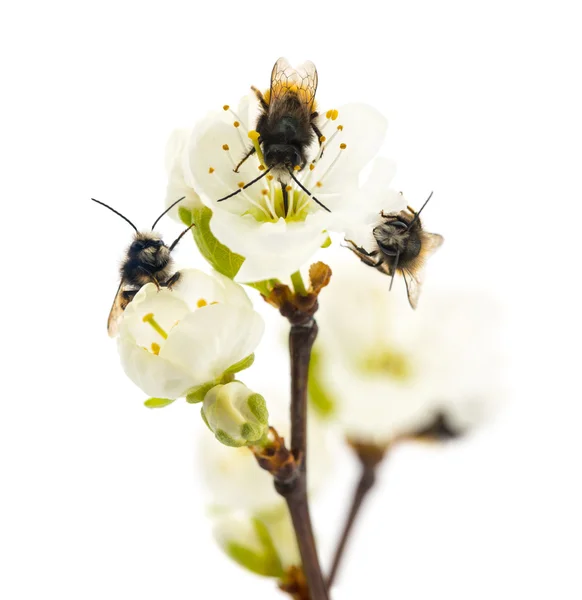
[201,382,269,447]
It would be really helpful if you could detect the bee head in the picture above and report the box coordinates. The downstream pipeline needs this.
[129,233,170,267]
[264,144,303,170]
[373,215,422,261]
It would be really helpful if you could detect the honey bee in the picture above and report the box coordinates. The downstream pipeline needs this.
[91,197,194,336]
[217,57,330,213]
[345,193,443,309]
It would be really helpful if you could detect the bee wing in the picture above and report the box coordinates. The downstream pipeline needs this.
[107,280,131,337]
[401,232,444,309]
[270,57,318,110]
[421,231,444,257]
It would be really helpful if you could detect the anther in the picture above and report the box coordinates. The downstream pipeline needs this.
[267,174,274,181]
[258,164,266,171]
[326,109,339,120]
[197,298,208,307]
[309,164,315,171]
[233,121,240,127]
[222,144,230,151]
[286,185,292,192]
[238,182,245,188]
[340,143,347,150]
[223,105,230,111]
[261,189,269,195]
[316,181,323,187]
[294,165,301,171]
[337,125,344,131]
[151,343,161,355]
[142,313,168,340]
[209,167,215,174]
[320,135,326,143]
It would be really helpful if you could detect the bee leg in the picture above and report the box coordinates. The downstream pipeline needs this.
[344,240,382,267]
[251,86,269,111]
[137,267,161,289]
[164,272,181,289]
[311,121,325,146]
[234,146,256,172]
[281,183,289,216]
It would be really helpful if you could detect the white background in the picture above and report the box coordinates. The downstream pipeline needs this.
[1,1,581,598]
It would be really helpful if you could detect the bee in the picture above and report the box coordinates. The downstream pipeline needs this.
[345,193,443,309]
[217,57,330,213]
[91,197,194,337]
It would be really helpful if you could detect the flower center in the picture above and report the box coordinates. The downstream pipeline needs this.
[357,348,412,381]
[211,106,348,223]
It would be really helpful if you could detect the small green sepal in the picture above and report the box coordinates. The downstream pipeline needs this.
[144,397,176,409]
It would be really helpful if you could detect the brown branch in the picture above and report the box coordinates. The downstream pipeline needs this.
[327,442,387,589]
[275,319,329,600]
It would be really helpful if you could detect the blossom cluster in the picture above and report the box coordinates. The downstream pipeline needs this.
[97,57,503,597]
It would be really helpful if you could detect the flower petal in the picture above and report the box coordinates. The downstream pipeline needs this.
[118,336,195,399]
[160,304,264,384]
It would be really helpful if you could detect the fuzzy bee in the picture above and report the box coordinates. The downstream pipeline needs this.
[91,197,194,336]
[345,193,443,309]
[217,57,329,213]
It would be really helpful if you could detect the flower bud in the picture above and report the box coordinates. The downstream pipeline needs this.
[201,382,269,447]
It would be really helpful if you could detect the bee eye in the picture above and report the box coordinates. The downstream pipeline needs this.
[392,219,408,230]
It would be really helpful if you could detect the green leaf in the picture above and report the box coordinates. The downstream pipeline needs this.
[144,398,176,409]
[190,206,245,279]
[252,518,284,577]
[224,353,255,375]
[178,206,193,226]
[308,348,336,418]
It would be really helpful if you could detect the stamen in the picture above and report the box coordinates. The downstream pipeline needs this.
[319,136,326,143]
[309,164,315,171]
[267,174,274,181]
[151,343,161,355]
[209,167,215,174]
[294,165,301,171]
[233,121,240,128]
[318,145,346,185]
[143,313,168,340]
[238,181,245,188]
[258,165,266,171]
[316,182,323,187]
[197,298,208,307]
[248,130,266,166]
[214,169,272,220]
[337,125,344,131]
[326,109,339,120]
[286,185,295,215]
[222,144,238,171]
[223,105,230,111]
[261,189,269,195]
[312,126,343,166]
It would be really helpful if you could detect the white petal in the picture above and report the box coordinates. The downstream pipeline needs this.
[187,116,260,213]
[118,336,195,399]
[308,103,388,193]
[160,304,264,384]
[207,210,329,282]
[164,128,203,222]
[170,268,252,310]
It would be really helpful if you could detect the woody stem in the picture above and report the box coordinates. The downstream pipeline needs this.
[275,319,329,600]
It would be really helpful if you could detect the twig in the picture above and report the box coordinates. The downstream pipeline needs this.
[327,442,387,589]
[275,319,329,600]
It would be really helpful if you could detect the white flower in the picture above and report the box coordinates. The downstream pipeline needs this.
[314,253,504,446]
[180,95,405,282]
[118,269,264,402]
[164,128,203,221]
[201,382,269,447]
[212,507,299,577]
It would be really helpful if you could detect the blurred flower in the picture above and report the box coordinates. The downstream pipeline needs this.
[212,506,299,578]
[175,95,404,282]
[201,382,269,447]
[312,253,504,446]
[117,269,264,403]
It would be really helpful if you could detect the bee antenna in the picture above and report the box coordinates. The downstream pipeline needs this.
[389,249,401,292]
[406,191,434,230]
[151,196,186,230]
[91,198,138,233]
[216,167,273,202]
[169,223,196,252]
[287,170,331,212]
